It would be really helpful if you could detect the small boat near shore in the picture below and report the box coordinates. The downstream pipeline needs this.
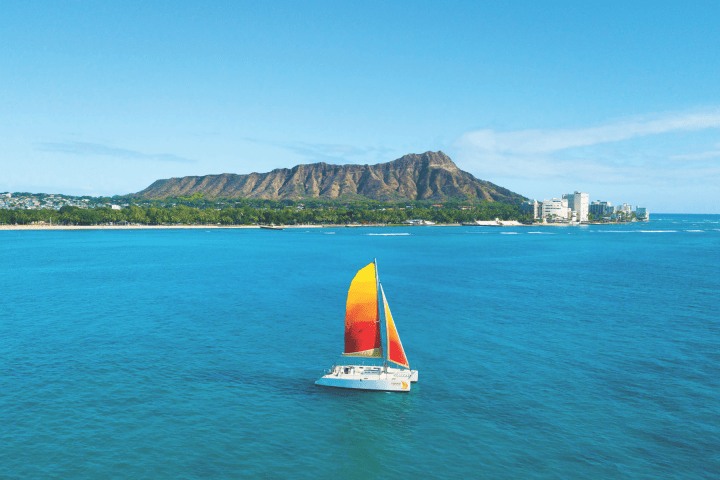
[260,225,284,230]
[316,260,418,392]
[462,218,523,227]
[462,220,501,227]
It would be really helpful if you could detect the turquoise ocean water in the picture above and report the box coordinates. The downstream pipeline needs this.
[1,214,719,479]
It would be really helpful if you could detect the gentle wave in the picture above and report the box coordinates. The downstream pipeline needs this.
[366,233,411,236]
[685,230,704,232]
[500,232,519,235]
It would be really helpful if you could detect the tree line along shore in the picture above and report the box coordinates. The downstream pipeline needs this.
[0,199,529,227]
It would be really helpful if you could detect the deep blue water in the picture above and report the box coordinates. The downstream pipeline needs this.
[1,214,719,479]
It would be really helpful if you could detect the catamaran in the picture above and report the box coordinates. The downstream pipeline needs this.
[316,260,418,392]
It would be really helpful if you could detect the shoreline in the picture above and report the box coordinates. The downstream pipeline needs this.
[0,224,318,231]
[0,222,642,231]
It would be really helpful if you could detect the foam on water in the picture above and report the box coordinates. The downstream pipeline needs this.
[366,233,411,236]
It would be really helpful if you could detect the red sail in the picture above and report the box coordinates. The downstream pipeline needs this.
[381,286,409,368]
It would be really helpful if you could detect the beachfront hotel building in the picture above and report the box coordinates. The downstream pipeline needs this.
[542,198,570,221]
[520,199,541,219]
[636,207,649,220]
[589,201,614,216]
[563,192,589,222]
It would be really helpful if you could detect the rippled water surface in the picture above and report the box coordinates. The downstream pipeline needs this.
[2,215,719,479]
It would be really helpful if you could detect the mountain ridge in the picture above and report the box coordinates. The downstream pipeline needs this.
[134,151,525,204]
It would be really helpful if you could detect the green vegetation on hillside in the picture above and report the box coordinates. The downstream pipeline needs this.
[0,198,532,225]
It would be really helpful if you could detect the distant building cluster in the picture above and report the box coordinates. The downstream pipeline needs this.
[0,193,126,211]
[520,192,649,223]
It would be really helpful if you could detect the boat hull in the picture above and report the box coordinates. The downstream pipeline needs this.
[387,367,418,383]
[315,376,410,391]
[315,365,411,391]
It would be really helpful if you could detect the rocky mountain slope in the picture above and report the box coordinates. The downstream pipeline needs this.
[134,151,525,203]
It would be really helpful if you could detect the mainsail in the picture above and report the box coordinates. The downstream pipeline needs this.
[343,262,382,357]
[381,286,409,369]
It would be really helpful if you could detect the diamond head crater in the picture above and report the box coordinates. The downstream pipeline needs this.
[134,151,524,204]
[1,151,643,228]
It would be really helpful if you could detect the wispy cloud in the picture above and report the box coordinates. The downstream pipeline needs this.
[454,109,720,185]
[36,141,196,163]
[458,110,720,156]
[670,148,720,161]
[245,138,393,164]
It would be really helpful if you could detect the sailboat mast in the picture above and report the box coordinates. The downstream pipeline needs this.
[374,258,388,368]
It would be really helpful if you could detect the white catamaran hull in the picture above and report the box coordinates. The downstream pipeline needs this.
[387,367,418,382]
[315,365,411,392]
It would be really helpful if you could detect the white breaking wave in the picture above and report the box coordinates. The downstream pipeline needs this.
[500,232,519,235]
[685,230,704,232]
[366,233,411,236]
[638,230,678,233]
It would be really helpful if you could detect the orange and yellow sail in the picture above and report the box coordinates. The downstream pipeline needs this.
[381,286,409,368]
[343,263,382,357]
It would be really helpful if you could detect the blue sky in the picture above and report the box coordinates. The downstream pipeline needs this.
[1,1,718,212]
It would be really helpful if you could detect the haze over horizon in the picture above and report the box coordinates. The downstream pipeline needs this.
[2,1,719,213]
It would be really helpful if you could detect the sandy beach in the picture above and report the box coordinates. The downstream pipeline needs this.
[0,222,628,231]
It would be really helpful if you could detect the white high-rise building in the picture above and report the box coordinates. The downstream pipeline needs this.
[542,198,570,221]
[636,207,649,220]
[589,201,613,216]
[563,192,589,222]
[619,203,632,215]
